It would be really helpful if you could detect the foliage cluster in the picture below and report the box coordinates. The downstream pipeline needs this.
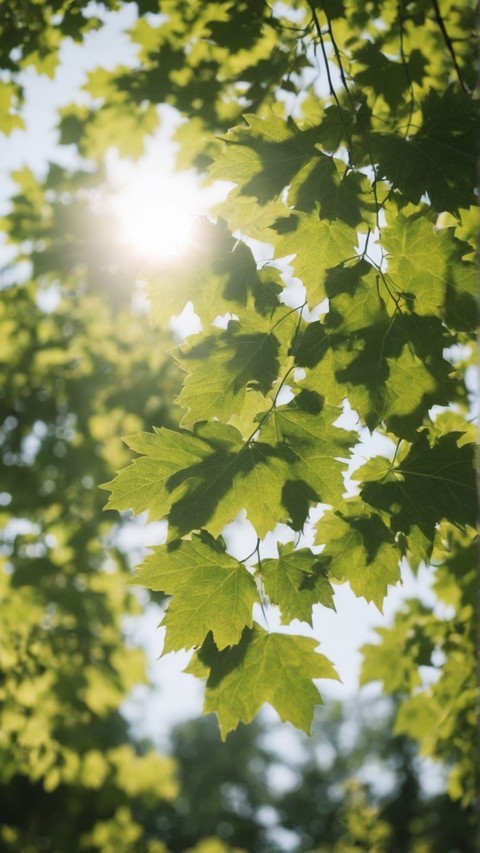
[0,0,477,844]
[94,0,476,803]
[0,164,183,849]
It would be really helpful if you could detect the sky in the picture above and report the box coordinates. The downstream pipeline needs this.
[1,4,443,754]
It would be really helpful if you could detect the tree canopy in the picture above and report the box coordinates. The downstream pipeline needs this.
[1,0,477,834]
[0,163,183,849]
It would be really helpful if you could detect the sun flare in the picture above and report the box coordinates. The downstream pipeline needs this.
[110,162,206,263]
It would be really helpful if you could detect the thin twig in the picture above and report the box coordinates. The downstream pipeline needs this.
[398,0,416,137]
[240,538,261,565]
[321,1,381,232]
[430,0,470,93]
[361,228,371,259]
[306,0,353,165]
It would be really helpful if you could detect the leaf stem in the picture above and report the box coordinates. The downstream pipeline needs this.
[244,305,306,446]
[255,540,270,630]
[321,1,382,233]
[269,301,307,334]
[391,438,402,467]
[244,364,296,446]
[240,538,261,565]
[306,0,353,165]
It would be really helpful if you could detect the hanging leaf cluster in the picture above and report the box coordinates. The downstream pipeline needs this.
[102,0,477,758]
[7,0,474,795]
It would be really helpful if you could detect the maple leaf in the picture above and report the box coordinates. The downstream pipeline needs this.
[189,625,339,738]
[211,111,373,226]
[210,111,323,206]
[139,422,291,539]
[359,601,433,692]
[272,211,357,306]
[374,87,476,214]
[260,392,356,506]
[175,315,283,427]
[444,238,477,333]
[358,432,477,549]
[382,214,451,317]
[164,421,246,538]
[297,306,451,435]
[316,502,401,609]
[261,542,335,625]
[148,221,277,329]
[354,42,427,110]
[383,345,437,418]
[225,443,294,538]
[102,428,211,520]
[132,533,258,652]
[324,261,392,335]
[106,420,304,541]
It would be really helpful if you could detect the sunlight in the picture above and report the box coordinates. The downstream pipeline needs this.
[111,166,201,262]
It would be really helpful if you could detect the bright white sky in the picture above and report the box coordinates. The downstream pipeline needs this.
[1,5,440,753]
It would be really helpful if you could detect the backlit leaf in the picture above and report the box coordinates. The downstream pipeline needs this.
[261,542,335,625]
[190,625,338,738]
[273,212,357,306]
[359,432,477,549]
[132,533,258,652]
[316,502,401,609]
[176,317,282,427]
[102,428,211,520]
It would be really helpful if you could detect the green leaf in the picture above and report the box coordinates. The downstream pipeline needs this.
[211,112,373,225]
[148,222,281,329]
[260,393,356,506]
[132,533,258,652]
[211,186,291,243]
[102,428,211,520]
[226,444,293,538]
[316,502,401,609]
[167,426,290,538]
[445,239,477,332]
[297,308,451,434]
[164,422,245,537]
[382,214,450,317]
[105,422,291,538]
[354,43,427,111]
[360,432,477,549]
[210,111,320,206]
[352,455,395,483]
[272,212,357,306]
[191,625,338,738]
[59,94,159,160]
[324,261,391,335]
[374,88,476,214]
[383,345,437,418]
[0,82,24,135]
[175,317,282,427]
[393,692,438,740]
[360,602,433,692]
[261,542,335,625]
